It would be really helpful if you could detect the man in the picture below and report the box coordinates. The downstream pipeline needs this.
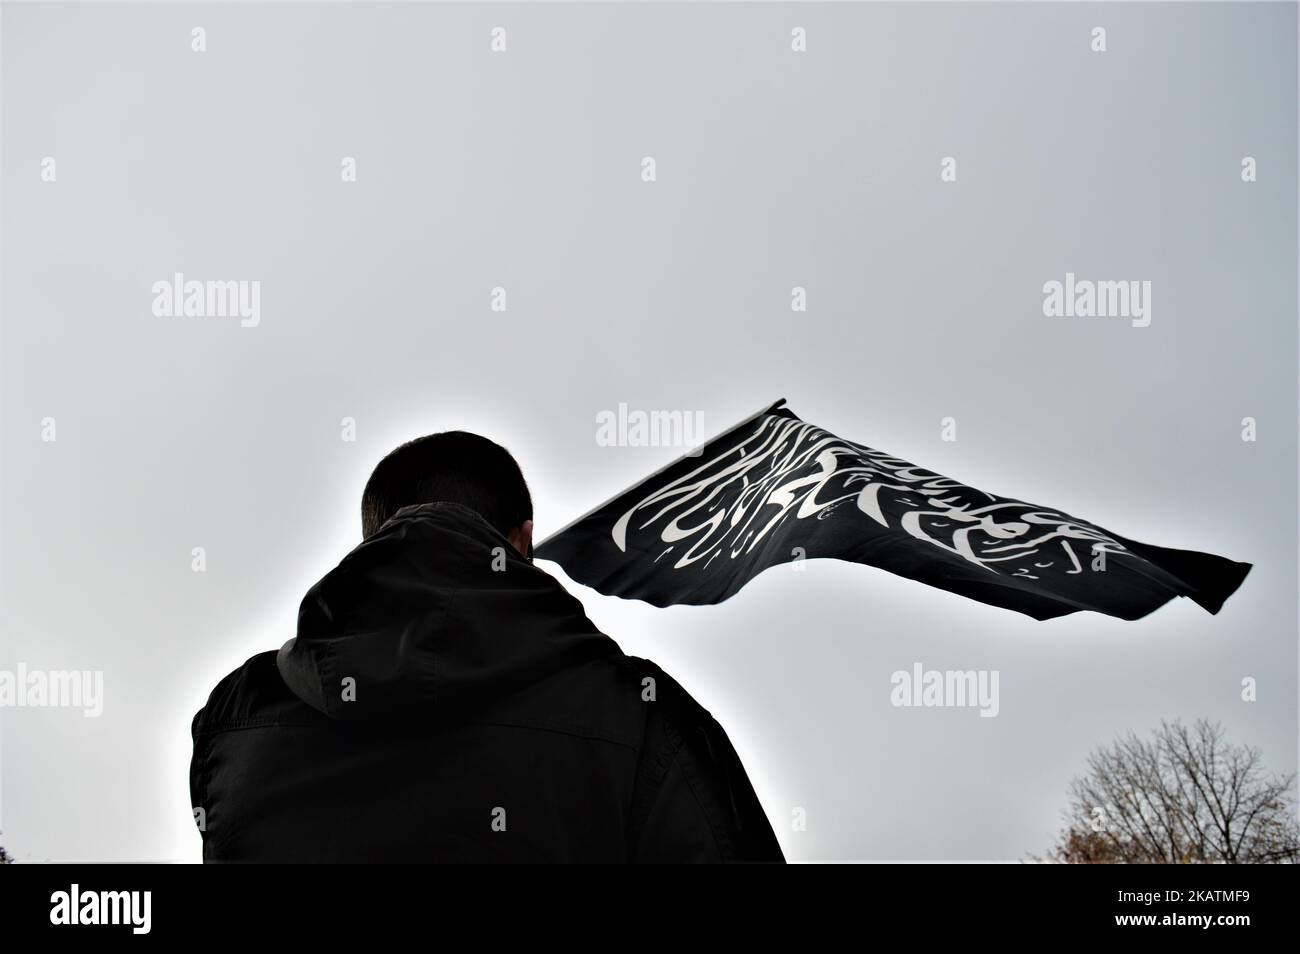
[190,431,784,862]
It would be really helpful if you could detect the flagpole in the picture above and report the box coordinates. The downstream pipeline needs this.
[535,398,788,548]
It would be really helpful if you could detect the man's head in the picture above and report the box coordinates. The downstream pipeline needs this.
[361,431,534,557]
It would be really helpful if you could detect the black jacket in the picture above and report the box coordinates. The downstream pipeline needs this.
[190,501,784,863]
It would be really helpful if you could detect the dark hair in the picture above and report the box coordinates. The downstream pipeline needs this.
[361,431,532,540]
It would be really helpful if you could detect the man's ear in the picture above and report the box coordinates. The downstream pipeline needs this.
[508,519,534,559]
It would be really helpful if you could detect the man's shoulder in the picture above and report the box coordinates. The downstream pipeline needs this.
[191,650,324,739]
[188,646,719,747]
[592,654,734,766]
[614,655,716,726]
[464,652,715,751]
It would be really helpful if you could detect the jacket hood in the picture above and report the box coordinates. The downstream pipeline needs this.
[277,501,620,720]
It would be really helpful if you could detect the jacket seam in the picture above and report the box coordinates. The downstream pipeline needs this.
[671,746,731,859]
[192,718,641,750]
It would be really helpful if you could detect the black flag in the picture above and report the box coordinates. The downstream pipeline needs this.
[535,400,1251,621]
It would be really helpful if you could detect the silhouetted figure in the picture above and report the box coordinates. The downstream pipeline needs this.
[190,432,784,862]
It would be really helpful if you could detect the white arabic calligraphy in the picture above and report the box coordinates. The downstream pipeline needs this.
[611,415,1130,576]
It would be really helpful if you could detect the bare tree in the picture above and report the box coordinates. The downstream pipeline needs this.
[1045,719,1299,863]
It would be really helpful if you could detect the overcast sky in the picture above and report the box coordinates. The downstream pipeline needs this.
[2,0,1295,861]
